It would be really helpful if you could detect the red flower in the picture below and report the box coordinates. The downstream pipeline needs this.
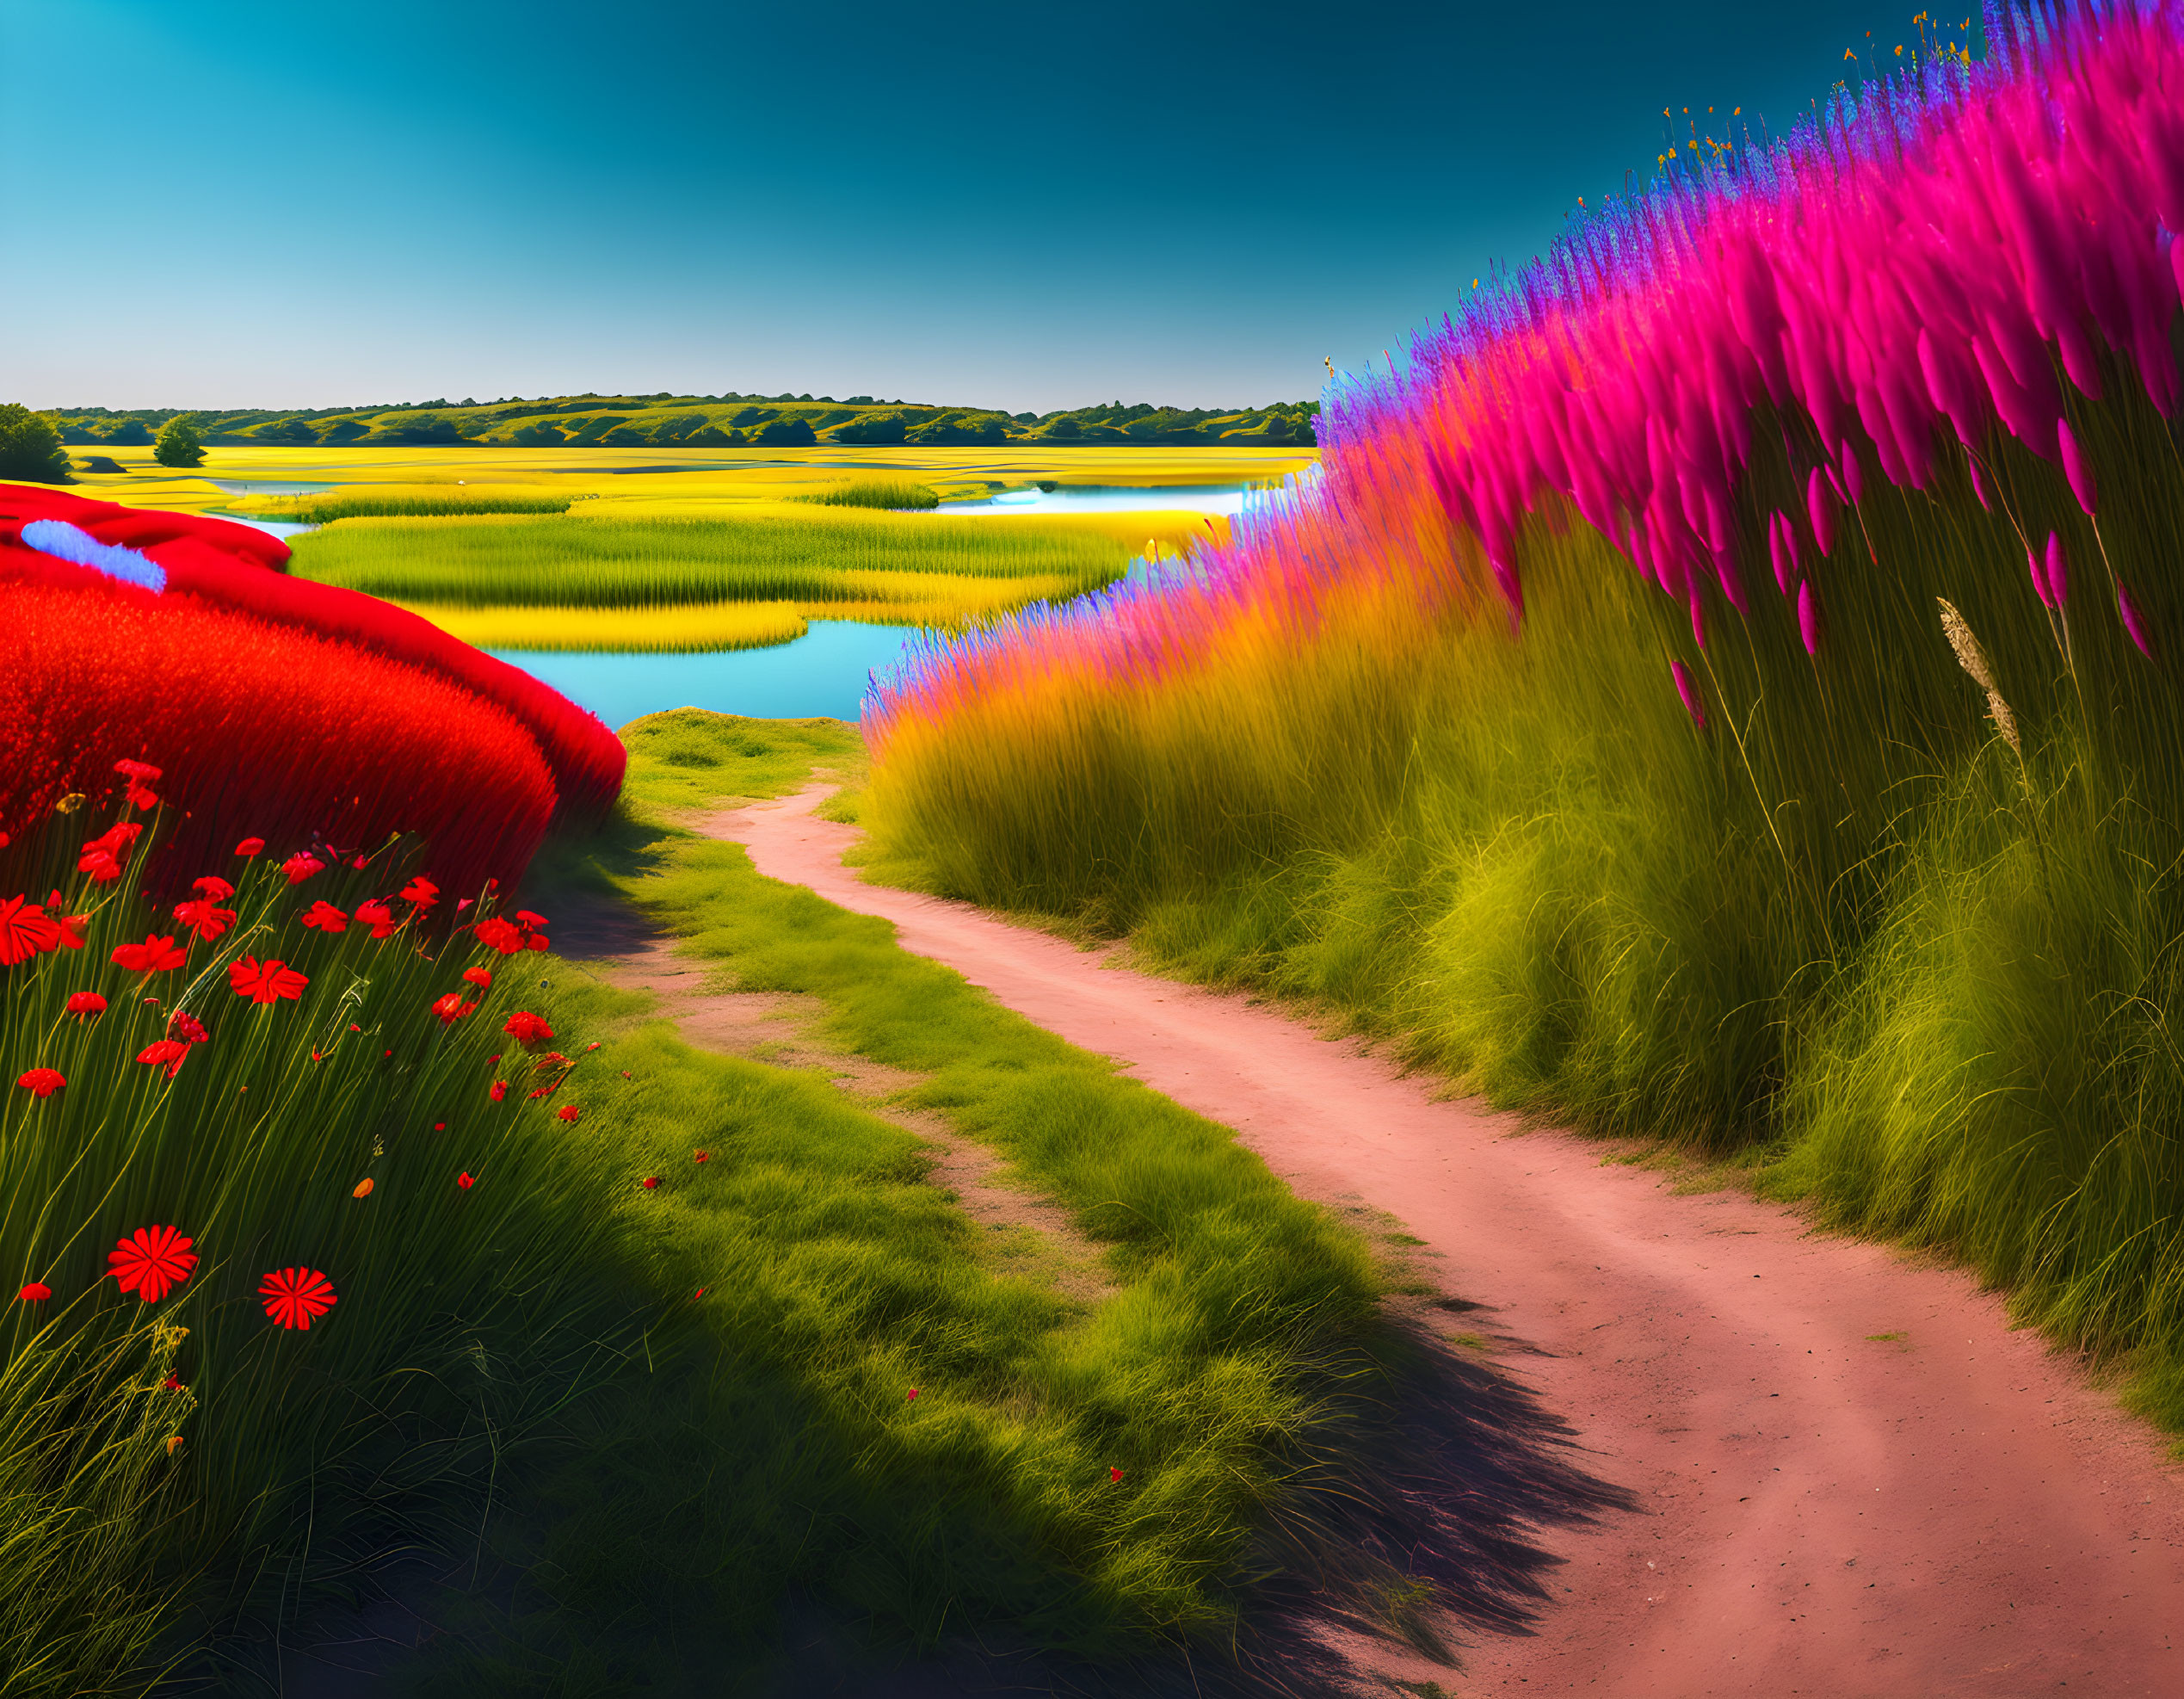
[162,1375,183,1392]
[167,1010,209,1045]
[136,1039,190,1078]
[299,900,350,933]
[172,898,238,942]
[515,910,550,930]
[234,837,265,857]
[193,876,235,901]
[65,992,105,1019]
[473,917,524,955]
[906,1388,918,1401]
[527,933,549,952]
[80,850,120,884]
[229,957,308,1004]
[108,1226,198,1303]
[401,875,440,909]
[16,1068,65,1098]
[281,852,324,886]
[527,1084,551,1099]
[0,895,61,966]
[462,966,491,989]
[557,1103,580,1122]
[17,1282,50,1302]
[124,781,159,810]
[640,1176,658,1189]
[54,911,88,951]
[354,900,398,939]
[490,1081,506,1101]
[114,759,162,782]
[258,1266,337,1330]
[586,1042,600,1052]
[457,1171,475,1189]
[112,934,187,973]
[503,1010,553,1047]
[1109,1467,1123,1483]
[78,823,141,875]
[694,1150,709,1163]
[350,854,370,870]
[431,993,477,1025]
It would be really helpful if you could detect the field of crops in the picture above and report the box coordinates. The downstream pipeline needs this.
[862,3,2184,1427]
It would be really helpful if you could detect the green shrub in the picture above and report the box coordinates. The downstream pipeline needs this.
[0,405,71,484]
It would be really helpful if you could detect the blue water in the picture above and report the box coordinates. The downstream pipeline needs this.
[206,479,335,496]
[932,481,1260,516]
[490,621,924,728]
[200,511,319,540]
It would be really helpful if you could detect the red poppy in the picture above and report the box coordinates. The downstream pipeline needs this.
[1109,1467,1123,1483]
[694,1150,709,1163]
[527,933,549,952]
[66,992,105,1019]
[193,876,235,902]
[621,1071,632,1078]
[455,897,473,912]
[78,823,142,874]
[401,875,440,909]
[167,1010,209,1045]
[16,1068,65,1097]
[17,1282,50,1302]
[354,900,398,940]
[299,900,349,933]
[112,934,187,973]
[462,966,491,989]
[162,1375,183,1392]
[515,910,550,930]
[258,1266,336,1330]
[124,781,159,810]
[229,957,307,1004]
[0,895,61,966]
[906,1388,918,1401]
[350,854,370,870]
[586,1042,600,1052]
[457,1171,475,1189]
[172,898,238,942]
[54,911,88,951]
[490,1080,507,1102]
[640,1176,658,1189]
[80,850,121,884]
[473,917,524,955]
[692,1288,706,1301]
[108,1226,198,1303]
[281,852,324,886]
[136,1039,190,1078]
[114,759,162,782]
[431,993,477,1025]
[503,1010,553,1047]
[235,837,265,856]
[557,1103,580,1122]
[527,1084,550,1099]
[434,1121,445,1130]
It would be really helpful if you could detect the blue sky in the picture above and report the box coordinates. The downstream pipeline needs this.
[0,0,1963,412]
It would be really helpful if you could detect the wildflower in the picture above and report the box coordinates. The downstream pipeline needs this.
[123,778,159,810]
[1670,660,1706,728]
[0,895,61,966]
[558,1103,581,1122]
[108,1226,198,1303]
[53,910,87,950]
[192,875,235,902]
[113,934,187,973]
[299,900,350,933]
[473,917,524,955]
[2119,584,2156,658]
[167,1010,208,1045]
[66,992,105,1019]
[258,1267,337,1331]
[354,900,398,939]
[16,1282,50,1303]
[114,758,161,782]
[2058,419,2097,515]
[351,854,370,870]
[352,1177,373,1198]
[490,1080,507,1101]
[172,897,238,942]
[401,875,440,910]
[527,1084,550,1098]
[515,910,549,930]
[165,1436,182,1455]
[503,1010,553,1047]
[640,1175,658,1189]
[1109,1467,1123,1483]
[906,1388,917,1401]
[80,850,121,884]
[432,993,478,1025]
[137,1039,190,1078]
[692,1288,706,1301]
[234,837,264,856]
[79,823,141,880]
[694,1150,709,1163]
[162,1375,182,1392]
[1798,581,1822,656]
[621,1071,632,1078]
[457,1171,475,1189]
[16,1068,65,1098]
[1805,466,1835,558]
[282,853,325,886]
[434,1121,445,1130]
[2045,533,2070,607]
[586,1041,600,1051]
[462,966,491,989]
[229,957,308,1004]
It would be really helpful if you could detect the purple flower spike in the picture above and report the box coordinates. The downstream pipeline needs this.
[1769,513,1793,595]
[1671,659,1706,727]
[2058,420,2097,515]
[2044,532,2069,607]
[1967,457,1993,511]
[1839,449,1863,506]
[2119,583,2156,657]
[2027,545,2054,608]
[1798,580,1821,656]
[1806,467,1835,559]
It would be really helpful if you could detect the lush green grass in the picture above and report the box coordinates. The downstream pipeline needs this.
[791,477,940,510]
[288,511,1132,623]
[862,352,2184,1430]
[254,486,574,522]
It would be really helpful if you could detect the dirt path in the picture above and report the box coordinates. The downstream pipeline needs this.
[711,786,2184,1699]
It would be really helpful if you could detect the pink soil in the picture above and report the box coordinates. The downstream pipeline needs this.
[716,788,2184,1698]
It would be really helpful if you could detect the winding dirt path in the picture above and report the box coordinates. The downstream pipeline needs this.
[713,787,2184,1699]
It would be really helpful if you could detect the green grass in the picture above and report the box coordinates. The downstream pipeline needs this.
[255,487,574,522]
[791,477,941,510]
[288,510,1133,609]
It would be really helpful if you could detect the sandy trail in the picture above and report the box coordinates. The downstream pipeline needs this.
[713,787,2184,1699]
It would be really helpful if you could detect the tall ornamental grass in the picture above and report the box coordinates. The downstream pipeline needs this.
[862,0,2184,1421]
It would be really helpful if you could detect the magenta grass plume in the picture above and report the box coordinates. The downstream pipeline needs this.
[2119,581,2156,655]
[2045,531,2070,607]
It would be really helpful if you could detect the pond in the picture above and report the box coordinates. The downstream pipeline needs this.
[205,479,336,497]
[490,621,926,728]
[931,482,1261,516]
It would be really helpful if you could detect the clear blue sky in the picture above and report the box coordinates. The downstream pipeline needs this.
[0,0,1962,413]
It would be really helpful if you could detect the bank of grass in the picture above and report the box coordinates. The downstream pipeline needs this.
[248,485,573,522]
[394,597,811,653]
[791,476,940,510]
[861,361,2184,1433]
